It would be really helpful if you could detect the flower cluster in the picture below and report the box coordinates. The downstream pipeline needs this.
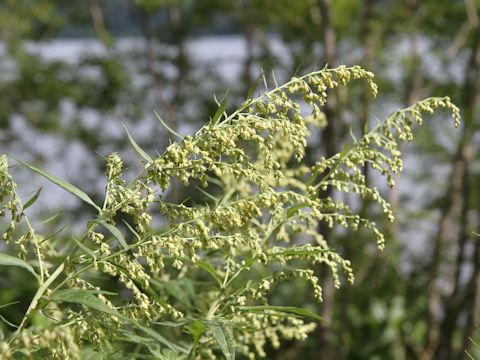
[0,66,460,359]
[0,155,20,242]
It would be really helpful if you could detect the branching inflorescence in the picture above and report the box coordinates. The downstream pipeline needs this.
[0,66,460,359]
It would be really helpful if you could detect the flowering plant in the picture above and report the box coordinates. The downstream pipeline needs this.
[0,65,459,359]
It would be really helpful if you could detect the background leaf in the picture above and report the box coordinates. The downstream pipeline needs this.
[51,288,120,317]
[207,319,235,360]
[0,252,39,280]
[239,305,326,324]
[15,158,101,212]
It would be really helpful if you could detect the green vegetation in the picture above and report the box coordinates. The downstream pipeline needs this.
[1,1,479,359]
[0,66,460,358]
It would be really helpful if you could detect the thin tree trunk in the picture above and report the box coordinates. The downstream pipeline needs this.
[433,25,480,360]
[423,24,480,360]
[315,0,337,358]
[337,2,378,357]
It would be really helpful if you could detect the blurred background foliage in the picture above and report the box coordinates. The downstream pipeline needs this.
[0,0,479,359]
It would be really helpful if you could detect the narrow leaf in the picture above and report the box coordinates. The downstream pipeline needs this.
[15,159,100,212]
[133,322,189,354]
[271,70,279,88]
[246,75,262,100]
[0,314,18,329]
[239,306,326,324]
[164,280,193,308]
[287,203,308,217]
[207,319,235,360]
[197,261,223,288]
[92,220,128,249]
[122,122,153,162]
[51,289,120,317]
[211,91,229,126]
[39,225,66,244]
[363,120,369,134]
[117,331,164,358]
[153,319,190,328]
[349,126,357,142]
[39,212,63,226]
[339,143,351,159]
[22,187,42,211]
[188,319,206,344]
[268,248,330,257]
[122,220,141,242]
[195,186,219,203]
[261,68,268,92]
[0,301,20,310]
[0,252,39,280]
[154,109,183,140]
[72,236,97,260]
[322,143,351,183]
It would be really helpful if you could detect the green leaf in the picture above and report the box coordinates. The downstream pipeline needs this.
[122,122,153,162]
[321,143,351,184]
[339,143,351,159]
[154,319,190,328]
[91,220,128,249]
[211,91,229,126]
[38,226,67,248]
[16,263,65,333]
[164,280,194,309]
[128,275,170,308]
[0,301,20,310]
[133,322,189,354]
[239,306,326,324]
[246,74,262,100]
[39,212,63,226]
[271,69,279,88]
[287,203,308,217]
[363,120,369,134]
[122,220,141,242]
[194,186,219,203]
[349,126,357,142]
[117,331,163,358]
[197,261,223,288]
[15,158,101,212]
[261,68,268,92]
[187,319,206,344]
[268,247,330,257]
[154,109,183,140]
[0,252,39,280]
[0,314,18,329]
[72,236,97,260]
[22,187,42,211]
[207,319,235,360]
[51,289,120,317]
[307,144,353,188]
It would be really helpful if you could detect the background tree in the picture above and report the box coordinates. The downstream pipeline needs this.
[0,0,479,358]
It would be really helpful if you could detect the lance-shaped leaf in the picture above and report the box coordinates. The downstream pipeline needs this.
[90,220,128,250]
[0,253,39,280]
[154,109,183,140]
[211,91,229,126]
[15,159,101,212]
[22,187,42,211]
[121,122,153,162]
[239,305,326,324]
[51,289,121,318]
[207,319,235,360]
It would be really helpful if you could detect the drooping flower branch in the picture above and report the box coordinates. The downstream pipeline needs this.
[0,66,459,359]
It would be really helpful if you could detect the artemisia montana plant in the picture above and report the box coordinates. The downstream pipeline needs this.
[0,65,460,359]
